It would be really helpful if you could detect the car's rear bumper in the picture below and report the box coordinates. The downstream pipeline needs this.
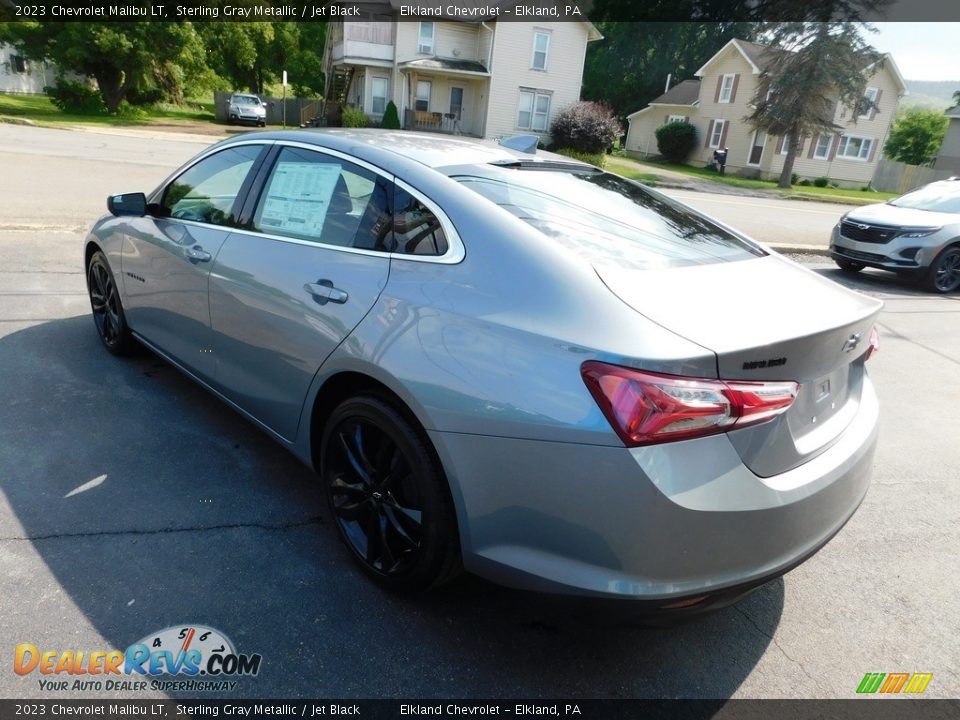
[431,376,879,602]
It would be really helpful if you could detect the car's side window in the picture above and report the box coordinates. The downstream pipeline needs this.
[161,145,261,226]
[392,186,448,256]
[252,146,390,249]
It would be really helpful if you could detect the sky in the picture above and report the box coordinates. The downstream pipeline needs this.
[869,23,960,81]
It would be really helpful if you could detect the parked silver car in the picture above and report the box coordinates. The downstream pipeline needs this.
[85,130,881,611]
[830,178,960,293]
[227,93,267,127]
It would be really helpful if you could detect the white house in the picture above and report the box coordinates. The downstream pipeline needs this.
[625,38,907,186]
[322,1,601,140]
[0,43,56,94]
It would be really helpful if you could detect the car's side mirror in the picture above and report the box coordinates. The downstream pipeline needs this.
[108,192,147,217]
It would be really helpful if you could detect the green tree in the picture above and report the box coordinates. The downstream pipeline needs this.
[747,22,882,188]
[0,22,205,112]
[381,101,401,129]
[884,108,949,166]
[197,22,276,94]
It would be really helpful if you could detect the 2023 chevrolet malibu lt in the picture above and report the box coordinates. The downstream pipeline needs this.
[85,130,881,610]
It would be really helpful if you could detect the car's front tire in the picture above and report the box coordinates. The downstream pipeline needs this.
[923,245,960,293]
[87,250,134,356]
[320,394,461,592]
[835,258,865,273]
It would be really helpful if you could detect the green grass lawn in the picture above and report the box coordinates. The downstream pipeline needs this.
[607,156,899,205]
[0,92,215,127]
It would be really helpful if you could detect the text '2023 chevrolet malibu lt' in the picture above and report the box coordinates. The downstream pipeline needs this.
[84,130,881,612]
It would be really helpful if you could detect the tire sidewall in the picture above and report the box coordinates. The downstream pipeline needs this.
[926,246,960,293]
[87,251,131,355]
[319,395,458,591]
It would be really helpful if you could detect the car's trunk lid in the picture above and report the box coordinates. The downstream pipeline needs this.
[596,255,883,476]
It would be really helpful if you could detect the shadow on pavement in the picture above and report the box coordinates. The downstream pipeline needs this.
[0,316,783,698]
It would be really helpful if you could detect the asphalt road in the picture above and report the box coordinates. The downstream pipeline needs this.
[661,188,847,248]
[1,124,958,701]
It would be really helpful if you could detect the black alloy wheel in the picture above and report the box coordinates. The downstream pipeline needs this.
[925,246,960,293]
[87,251,133,355]
[321,394,460,591]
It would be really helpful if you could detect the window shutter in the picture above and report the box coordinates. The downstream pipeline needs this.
[776,136,785,153]
[828,134,841,161]
[714,76,723,103]
[705,119,715,147]
[730,74,740,103]
[719,121,729,148]
[868,139,878,162]
[871,89,882,120]
[808,136,817,159]
[665,114,670,124]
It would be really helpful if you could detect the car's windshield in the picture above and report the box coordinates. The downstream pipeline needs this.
[455,169,765,269]
[889,182,960,213]
[233,96,260,105]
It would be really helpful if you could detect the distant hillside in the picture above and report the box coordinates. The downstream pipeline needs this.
[903,80,959,110]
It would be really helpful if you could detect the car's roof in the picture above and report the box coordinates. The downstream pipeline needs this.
[220,128,588,172]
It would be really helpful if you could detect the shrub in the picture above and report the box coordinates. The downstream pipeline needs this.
[553,147,606,168]
[798,178,812,186]
[550,101,621,154]
[116,101,149,122]
[380,100,401,129]
[813,176,830,187]
[340,106,368,128]
[44,79,105,115]
[791,173,799,185]
[654,121,698,162]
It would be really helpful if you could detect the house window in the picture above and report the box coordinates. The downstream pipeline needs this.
[836,135,874,160]
[531,31,550,71]
[371,77,388,115]
[517,89,551,132]
[709,119,727,148]
[860,87,879,119]
[354,75,364,107]
[11,55,26,73]
[718,74,735,103]
[813,134,833,159]
[415,80,431,112]
[418,21,434,54]
[667,114,688,123]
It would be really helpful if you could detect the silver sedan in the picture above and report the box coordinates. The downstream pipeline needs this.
[84,130,882,612]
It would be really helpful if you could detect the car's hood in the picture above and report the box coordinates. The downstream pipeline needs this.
[846,202,959,228]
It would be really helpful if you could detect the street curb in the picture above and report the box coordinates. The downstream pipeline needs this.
[0,116,37,127]
[767,243,831,256]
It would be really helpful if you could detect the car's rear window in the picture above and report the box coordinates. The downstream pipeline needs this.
[455,169,764,269]
[889,182,960,213]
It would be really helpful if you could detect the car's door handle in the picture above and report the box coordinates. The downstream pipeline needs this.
[304,280,348,304]
[185,246,212,262]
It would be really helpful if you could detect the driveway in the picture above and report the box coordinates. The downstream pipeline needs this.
[1,124,958,700]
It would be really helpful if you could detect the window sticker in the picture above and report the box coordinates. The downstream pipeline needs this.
[259,162,342,239]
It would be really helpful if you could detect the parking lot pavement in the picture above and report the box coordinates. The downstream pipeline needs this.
[1,125,958,700]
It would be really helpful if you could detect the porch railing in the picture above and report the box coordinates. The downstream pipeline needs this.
[404,109,461,134]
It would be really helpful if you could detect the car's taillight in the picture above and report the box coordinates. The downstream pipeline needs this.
[864,326,880,362]
[581,361,799,447]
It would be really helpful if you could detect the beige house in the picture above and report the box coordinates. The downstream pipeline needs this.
[323,2,600,139]
[933,105,960,174]
[625,39,907,186]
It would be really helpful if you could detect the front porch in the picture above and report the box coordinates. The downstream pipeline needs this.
[403,109,472,135]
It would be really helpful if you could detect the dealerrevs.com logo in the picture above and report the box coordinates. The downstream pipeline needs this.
[14,625,262,693]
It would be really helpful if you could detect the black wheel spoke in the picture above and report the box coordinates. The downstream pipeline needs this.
[383,505,420,549]
[336,497,372,522]
[329,475,366,499]
[338,429,374,486]
[365,511,382,566]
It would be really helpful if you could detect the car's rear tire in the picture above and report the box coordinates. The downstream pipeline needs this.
[835,258,865,273]
[923,245,960,293]
[87,250,134,356]
[228,114,237,125]
[320,394,461,592]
